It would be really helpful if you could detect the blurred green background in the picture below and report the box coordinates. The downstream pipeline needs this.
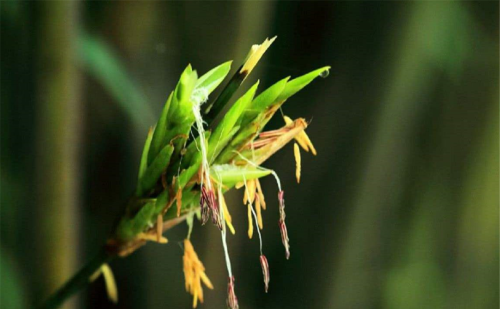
[1,1,498,309]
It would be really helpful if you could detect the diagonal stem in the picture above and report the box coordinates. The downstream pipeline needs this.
[38,247,115,309]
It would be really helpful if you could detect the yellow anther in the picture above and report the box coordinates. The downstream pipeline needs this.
[219,192,235,235]
[248,179,256,204]
[256,195,263,229]
[294,143,301,183]
[247,204,254,239]
[183,239,213,308]
[156,214,163,242]
[284,115,317,155]
[138,232,168,244]
[102,264,118,304]
[256,179,266,210]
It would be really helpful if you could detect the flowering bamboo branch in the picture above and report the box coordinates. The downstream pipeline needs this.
[40,37,329,309]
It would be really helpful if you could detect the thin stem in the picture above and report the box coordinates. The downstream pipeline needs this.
[39,247,115,309]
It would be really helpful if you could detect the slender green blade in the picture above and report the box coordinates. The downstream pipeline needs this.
[209,125,240,164]
[138,127,154,180]
[240,76,289,127]
[208,81,259,156]
[276,66,330,102]
[195,61,232,95]
[137,144,174,197]
[116,201,156,241]
[148,92,173,165]
[210,164,271,185]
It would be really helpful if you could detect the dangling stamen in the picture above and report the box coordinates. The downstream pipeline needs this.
[294,143,301,183]
[233,151,288,256]
[255,195,263,229]
[89,264,118,304]
[192,87,221,230]
[214,179,239,309]
[283,115,317,155]
[183,239,214,308]
[227,276,239,309]
[245,174,269,292]
[247,179,256,204]
[219,191,235,235]
[278,191,290,259]
[259,255,270,293]
[247,204,254,239]
[255,179,267,210]
[200,186,210,225]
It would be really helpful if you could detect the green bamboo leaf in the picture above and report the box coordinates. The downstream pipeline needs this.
[204,37,276,125]
[251,77,289,113]
[210,164,271,185]
[116,201,156,241]
[129,202,156,235]
[164,190,199,221]
[238,76,289,128]
[154,190,169,214]
[148,92,173,165]
[209,125,240,164]
[195,61,232,95]
[275,66,330,102]
[177,161,201,189]
[137,144,174,197]
[208,81,259,155]
[177,134,210,188]
[138,127,154,180]
[170,65,198,121]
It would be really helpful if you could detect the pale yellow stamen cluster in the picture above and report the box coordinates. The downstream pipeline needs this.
[247,203,254,239]
[283,115,317,155]
[183,239,214,308]
[294,143,301,183]
[219,191,235,235]
[89,264,118,304]
[240,179,266,238]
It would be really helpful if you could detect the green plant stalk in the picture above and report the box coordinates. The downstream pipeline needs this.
[39,248,114,309]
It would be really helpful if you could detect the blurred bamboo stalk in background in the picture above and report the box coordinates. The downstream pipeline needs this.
[35,2,82,308]
[329,2,475,308]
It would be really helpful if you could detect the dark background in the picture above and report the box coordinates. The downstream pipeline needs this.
[1,1,498,309]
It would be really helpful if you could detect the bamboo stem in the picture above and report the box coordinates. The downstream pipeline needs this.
[39,248,115,309]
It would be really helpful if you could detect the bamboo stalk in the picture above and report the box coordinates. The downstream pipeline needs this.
[35,1,82,308]
[38,249,114,309]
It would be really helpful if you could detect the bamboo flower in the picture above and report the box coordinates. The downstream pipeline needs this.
[183,239,214,308]
[60,36,329,309]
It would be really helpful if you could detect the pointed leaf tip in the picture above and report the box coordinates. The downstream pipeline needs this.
[276,66,331,102]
